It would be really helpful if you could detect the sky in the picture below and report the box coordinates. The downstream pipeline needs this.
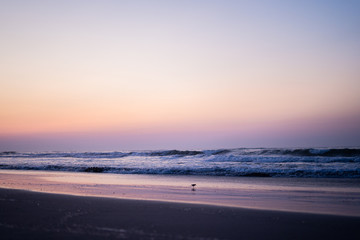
[1,0,360,151]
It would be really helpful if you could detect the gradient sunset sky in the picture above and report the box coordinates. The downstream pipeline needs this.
[1,0,360,151]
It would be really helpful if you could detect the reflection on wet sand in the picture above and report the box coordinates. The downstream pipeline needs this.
[1,170,360,216]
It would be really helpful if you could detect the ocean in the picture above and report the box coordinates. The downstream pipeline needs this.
[1,147,360,216]
[1,147,359,177]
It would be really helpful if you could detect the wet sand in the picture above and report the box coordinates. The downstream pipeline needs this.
[1,188,359,240]
[1,170,360,216]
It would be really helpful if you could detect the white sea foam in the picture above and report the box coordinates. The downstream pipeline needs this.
[0,148,359,177]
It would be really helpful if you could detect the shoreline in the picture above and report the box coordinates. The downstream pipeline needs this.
[1,169,360,217]
[1,188,360,240]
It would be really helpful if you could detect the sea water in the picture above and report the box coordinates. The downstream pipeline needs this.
[1,148,360,216]
[1,148,359,177]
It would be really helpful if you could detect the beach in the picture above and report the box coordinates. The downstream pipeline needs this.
[1,170,360,216]
[2,0,360,238]
[1,170,360,239]
[1,188,360,240]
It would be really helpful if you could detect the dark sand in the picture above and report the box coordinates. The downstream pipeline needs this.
[0,188,359,240]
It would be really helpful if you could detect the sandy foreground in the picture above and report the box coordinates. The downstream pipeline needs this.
[0,188,359,240]
[1,170,360,239]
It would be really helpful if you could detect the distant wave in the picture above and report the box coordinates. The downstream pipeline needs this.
[0,151,131,159]
[1,148,360,158]
[257,148,360,157]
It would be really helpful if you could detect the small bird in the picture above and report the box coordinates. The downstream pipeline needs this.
[191,184,196,191]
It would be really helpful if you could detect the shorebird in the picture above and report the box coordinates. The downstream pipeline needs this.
[191,184,196,191]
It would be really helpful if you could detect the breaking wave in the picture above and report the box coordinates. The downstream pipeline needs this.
[0,148,359,178]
